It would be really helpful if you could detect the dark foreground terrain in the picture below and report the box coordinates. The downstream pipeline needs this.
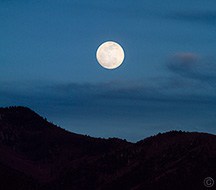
[0,106,215,190]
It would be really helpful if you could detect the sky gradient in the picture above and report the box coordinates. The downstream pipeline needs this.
[1,0,216,142]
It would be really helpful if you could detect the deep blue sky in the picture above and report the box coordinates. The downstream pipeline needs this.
[1,0,216,142]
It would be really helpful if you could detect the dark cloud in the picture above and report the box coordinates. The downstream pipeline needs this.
[167,53,216,82]
[167,11,216,24]
[1,75,216,112]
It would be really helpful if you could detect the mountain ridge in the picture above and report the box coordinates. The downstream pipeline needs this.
[0,106,215,190]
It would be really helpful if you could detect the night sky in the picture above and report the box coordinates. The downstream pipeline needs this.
[1,0,216,142]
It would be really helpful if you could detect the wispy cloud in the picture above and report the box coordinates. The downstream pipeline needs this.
[166,10,216,24]
[167,53,216,82]
[68,2,216,25]
[1,72,216,113]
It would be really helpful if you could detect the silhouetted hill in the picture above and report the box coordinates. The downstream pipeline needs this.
[0,106,129,188]
[0,106,215,190]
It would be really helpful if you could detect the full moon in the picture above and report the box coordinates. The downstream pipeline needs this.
[96,41,125,69]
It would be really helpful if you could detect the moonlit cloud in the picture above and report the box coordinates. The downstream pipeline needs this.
[167,53,216,82]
